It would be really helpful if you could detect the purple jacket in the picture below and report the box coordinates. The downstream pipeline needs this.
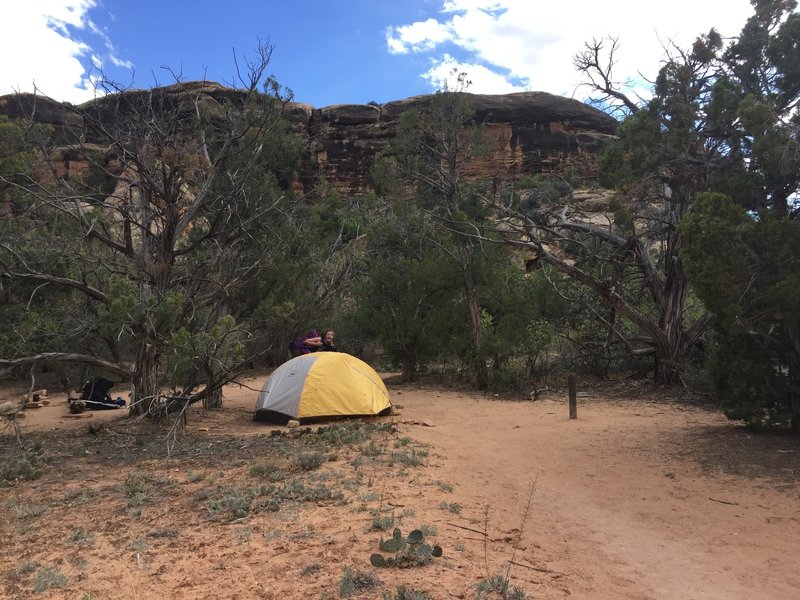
[290,330,320,357]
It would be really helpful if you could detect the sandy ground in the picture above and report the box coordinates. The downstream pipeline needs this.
[1,374,799,599]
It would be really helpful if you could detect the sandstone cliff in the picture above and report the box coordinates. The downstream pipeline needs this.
[0,82,618,195]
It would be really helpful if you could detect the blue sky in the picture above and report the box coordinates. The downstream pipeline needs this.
[1,1,763,107]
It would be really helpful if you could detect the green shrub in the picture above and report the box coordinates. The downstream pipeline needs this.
[16,560,38,575]
[383,587,432,600]
[208,490,252,521]
[276,479,342,503]
[432,480,453,493]
[5,500,48,518]
[439,501,461,513]
[33,566,68,593]
[361,440,383,456]
[249,460,284,480]
[338,566,380,598]
[475,575,526,599]
[371,515,394,531]
[0,448,48,485]
[294,451,326,471]
[391,449,427,466]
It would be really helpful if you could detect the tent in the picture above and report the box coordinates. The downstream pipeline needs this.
[254,352,392,423]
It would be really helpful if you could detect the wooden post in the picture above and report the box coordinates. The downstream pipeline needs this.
[568,373,577,419]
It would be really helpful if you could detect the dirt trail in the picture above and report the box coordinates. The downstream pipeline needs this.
[393,386,800,599]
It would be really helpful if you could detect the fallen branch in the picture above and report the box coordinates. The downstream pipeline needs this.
[447,522,485,536]
[508,560,566,577]
[708,497,739,506]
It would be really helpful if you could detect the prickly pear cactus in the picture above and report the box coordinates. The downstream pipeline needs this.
[407,529,423,544]
[370,527,443,568]
[370,553,386,567]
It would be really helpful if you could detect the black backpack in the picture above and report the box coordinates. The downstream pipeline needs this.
[81,377,114,403]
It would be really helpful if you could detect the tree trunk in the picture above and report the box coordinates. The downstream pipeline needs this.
[401,349,417,382]
[654,275,686,384]
[130,342,160,416]
[459,241,488,389]
[203,388,223,410]
[654,205,688,385]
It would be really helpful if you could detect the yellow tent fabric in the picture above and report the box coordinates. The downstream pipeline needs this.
[254,352,391,422]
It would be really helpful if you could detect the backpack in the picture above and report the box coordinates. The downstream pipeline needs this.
[81,377,114,403]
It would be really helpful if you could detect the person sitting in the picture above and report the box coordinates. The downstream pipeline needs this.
[319,328,337,352]
[290,330,322,358]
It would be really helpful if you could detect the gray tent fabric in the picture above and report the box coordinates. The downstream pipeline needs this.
[255,353,318,419]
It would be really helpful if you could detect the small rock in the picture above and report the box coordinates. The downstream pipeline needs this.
[286,420,300,428]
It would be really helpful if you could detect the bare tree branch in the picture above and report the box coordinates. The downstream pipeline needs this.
[0,353,129,379]
[573,37,641,117]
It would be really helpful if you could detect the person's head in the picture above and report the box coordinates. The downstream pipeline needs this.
[321,329,335,345]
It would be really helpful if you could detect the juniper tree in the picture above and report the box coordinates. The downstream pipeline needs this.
[0,43,300,415]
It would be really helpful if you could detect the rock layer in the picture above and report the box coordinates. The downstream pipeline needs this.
[0,82,618,194]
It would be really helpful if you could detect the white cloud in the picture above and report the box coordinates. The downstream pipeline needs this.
[388,0,759,99]
[387,18,454,54]
[422,54,527,95]
[0,0,130,104]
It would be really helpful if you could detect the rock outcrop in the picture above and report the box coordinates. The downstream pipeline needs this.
[0,82,618,195]
[306,92,617,192]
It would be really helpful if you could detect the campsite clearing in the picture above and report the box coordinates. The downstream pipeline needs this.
[1,374,799,599]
